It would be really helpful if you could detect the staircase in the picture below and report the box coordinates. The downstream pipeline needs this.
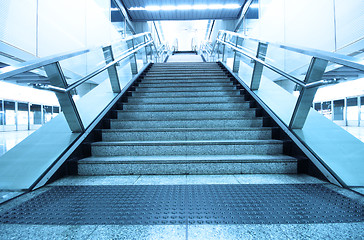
[78,62,297,175]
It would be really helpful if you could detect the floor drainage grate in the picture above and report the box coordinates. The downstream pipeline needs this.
[0,184,362,225]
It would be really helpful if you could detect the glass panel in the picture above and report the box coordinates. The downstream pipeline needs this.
[43,105,52,123]
[0,100,3,126]
[17,102,29,126]
[322,101,332,120]
[333,99,344,121]
[59,48,107,99]
[4,101,16,126]
[314,102,321,112]
[52,106,59,118]
[361,96,364,122]
[30,104,42,125]
[224,35,237,68]
[236,39,258,86]
[263,45,311,93]
[347,97,358,121]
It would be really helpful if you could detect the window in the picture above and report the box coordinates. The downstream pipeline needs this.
[0,100,3,125]
[4,101,16,125]
[44,106,52,123]
[314,102,321,112]
[347,97,358,121]
[30,104,42,125]
[322,101,332,120]
[17,102,29,125]
[361,96,364,121]
[333,99,344,121]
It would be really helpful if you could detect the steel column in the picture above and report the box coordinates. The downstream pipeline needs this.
[289,57,328,129]
[232,37,244,72]
[44,62,84,132]
[250,42,268,90]
[126,39,138,75]
[102,46,121,93]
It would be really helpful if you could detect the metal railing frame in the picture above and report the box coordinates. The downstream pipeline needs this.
[0,32,163,132]
[210,30,364,129]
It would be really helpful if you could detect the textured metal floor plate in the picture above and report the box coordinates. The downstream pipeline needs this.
[0,184,363,225]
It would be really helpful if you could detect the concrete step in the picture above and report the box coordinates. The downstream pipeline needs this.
[151,65,219,68]
[146,70,225,74]
[135,86,236,92]
[120,102,251,111]
[138,82,234,88]
[116,109,256,120]
[78,155,297,175]
[110,118,263,129]
[131,90,240,97]
[125,96,246,104]
[102,128,272,141]
[144,73,228,78]
[91,139,284,157]
[140,78,231,83]
[148,69,222,72]
[142,76,229,80]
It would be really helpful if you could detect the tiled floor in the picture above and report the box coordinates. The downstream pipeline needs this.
[167,54,204,62]
[341,126,364,142]
[1,174,363,240]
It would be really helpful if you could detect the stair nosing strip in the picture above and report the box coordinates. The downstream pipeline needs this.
[102,127,271,132]
[111,117,262,122]
[92,139,283,146]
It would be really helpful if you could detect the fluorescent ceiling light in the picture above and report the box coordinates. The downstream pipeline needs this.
[145,6,161,11]
[178,5,193,10]
[129,4,241,11]
[161,6,176,11]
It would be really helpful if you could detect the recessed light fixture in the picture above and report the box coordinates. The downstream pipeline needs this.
[129,4,241,11]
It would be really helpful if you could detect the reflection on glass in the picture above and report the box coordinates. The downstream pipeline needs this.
[44,106,52,123]
[322,101,332,120]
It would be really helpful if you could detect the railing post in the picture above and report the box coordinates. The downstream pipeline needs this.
[126,38,138,75]
[250,42,268,90]
[232,37,244,72]
[44,62,84,132]
[102,45,121,93]
[289,57,328,129]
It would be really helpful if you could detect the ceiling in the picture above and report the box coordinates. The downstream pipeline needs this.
[120,0,247,21]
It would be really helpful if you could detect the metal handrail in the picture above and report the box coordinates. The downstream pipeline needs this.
[0,32,153,80]
[217,39,306,87]
[218,30,364,72]
[34,40,154,93]
[214,31,364,89]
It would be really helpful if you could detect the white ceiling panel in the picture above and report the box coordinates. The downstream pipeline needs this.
[120,0,246,21]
